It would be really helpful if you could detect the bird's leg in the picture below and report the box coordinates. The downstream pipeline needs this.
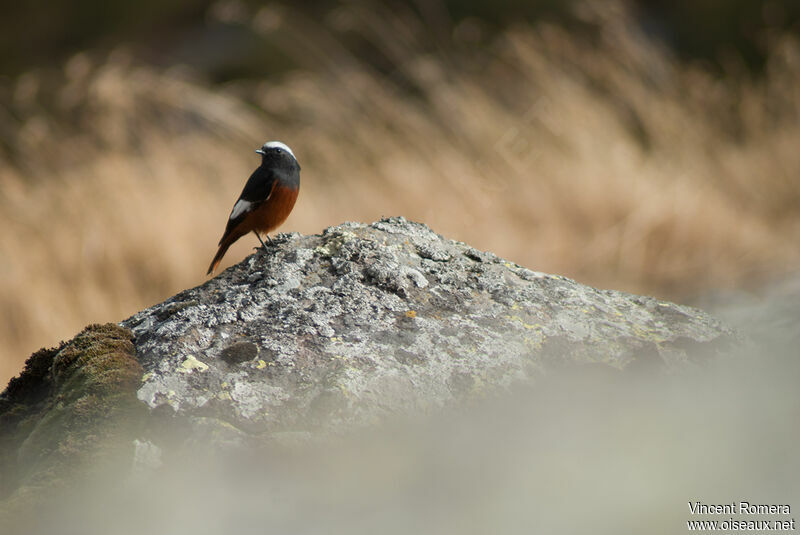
[253,231,270,252]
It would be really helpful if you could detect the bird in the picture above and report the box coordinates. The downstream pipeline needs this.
[207,141,300,275]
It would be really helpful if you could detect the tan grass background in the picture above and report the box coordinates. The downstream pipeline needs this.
[2,4,800,385]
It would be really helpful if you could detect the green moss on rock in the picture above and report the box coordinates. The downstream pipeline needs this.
[0,323,144,521]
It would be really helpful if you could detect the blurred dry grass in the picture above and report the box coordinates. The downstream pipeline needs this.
[2,3,800,385]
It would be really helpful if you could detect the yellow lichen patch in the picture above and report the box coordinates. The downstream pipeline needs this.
[405,310,417,318]
[630,324,668,344]
[141,371,154,382]
[315,232,355,257]
[255,360,267,369]
[523,335,544,349]
[506,314,540,330]
[179,355,208,373]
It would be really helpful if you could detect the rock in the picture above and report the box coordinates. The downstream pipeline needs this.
[0,217,742,525]
[120,217,738,439]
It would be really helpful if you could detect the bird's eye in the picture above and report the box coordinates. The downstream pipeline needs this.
[275,148,283,153]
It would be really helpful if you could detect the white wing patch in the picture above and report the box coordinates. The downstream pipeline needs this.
[229,199,253,220]
[263,141,296,160]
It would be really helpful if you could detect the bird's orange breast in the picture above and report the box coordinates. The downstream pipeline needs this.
[251,184,299,234]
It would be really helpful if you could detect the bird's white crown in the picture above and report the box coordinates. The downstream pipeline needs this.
[262,141,296,159]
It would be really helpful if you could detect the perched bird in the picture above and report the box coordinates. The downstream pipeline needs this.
[207,141,300,275]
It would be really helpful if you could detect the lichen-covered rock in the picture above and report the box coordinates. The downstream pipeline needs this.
[122,217,739,440]
[0,218,743,527]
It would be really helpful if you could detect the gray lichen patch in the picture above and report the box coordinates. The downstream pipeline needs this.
[121,217,739,439]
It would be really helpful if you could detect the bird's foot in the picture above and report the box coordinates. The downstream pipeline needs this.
[253,231,272,252]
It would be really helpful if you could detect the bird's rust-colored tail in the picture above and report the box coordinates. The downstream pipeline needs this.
[206,244,229,275]
[207,230,241,275]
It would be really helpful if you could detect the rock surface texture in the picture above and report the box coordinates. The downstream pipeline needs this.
[120,217,737,440]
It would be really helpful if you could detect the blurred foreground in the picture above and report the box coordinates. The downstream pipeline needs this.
[1,3,800,383]
[5,291,799,535]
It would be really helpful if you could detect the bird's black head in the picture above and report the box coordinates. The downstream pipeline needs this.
[256,141,300,172]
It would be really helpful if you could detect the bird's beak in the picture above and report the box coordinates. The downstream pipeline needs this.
[255,148,266,155]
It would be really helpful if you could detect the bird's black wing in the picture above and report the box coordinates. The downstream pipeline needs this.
[217,167,278,244]
[239,165,277,202]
